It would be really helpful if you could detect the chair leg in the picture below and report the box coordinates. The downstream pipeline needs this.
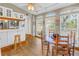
[46,43,50,56]
[72,48,74,56]
[14,39,17,50]
[56,48,58,56]
[14,43,17,50]
[52,48,54,56]
[42,43,43,55]
[68,49,71,56]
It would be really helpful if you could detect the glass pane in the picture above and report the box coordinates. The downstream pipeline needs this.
[36,17,43,36]
[45,13,56,17]
[6,9,11,17]
[0,7,3,16]
[45,17,56,33]
[60,14,77,32]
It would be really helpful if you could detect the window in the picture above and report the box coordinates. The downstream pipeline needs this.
[60,13,77,32]
[45,12,56,17]
[45,16,56,34]
[36,16,43,36]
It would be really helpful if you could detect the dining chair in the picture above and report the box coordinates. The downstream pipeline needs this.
[52,34,70,56]
[69,31,76,56]
[14,35,21,50]
[41,33,50,56]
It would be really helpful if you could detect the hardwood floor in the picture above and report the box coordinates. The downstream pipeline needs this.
[1,37,79,56]
[1,38,42,56]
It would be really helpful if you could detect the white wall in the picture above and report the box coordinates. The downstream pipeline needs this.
[26,15,32,34]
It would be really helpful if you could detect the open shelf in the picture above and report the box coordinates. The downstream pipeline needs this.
[0,17,25,30]
[0,17,25,21]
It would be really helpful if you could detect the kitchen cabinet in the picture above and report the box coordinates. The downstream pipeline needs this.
[5,7,13,18]
[0,6,5,17]
[0,6,26,48]
[7,30,17,45]
[0,30,8,48]
[0,29,26,48]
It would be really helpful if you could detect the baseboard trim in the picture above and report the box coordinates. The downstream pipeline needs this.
[1,41,28,53]
[35,35,41,39]
[75,47,79,51]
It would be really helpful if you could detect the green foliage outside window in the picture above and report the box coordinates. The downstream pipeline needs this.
[66,19,77,28]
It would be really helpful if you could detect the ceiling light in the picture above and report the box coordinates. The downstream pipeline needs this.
[27,3,34,11]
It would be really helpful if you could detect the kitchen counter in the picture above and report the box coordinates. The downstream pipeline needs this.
[0,29,26,48]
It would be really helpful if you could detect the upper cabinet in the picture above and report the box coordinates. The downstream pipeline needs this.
[5,8,13,18]
[0,6,26,20]
[13,12,25,20]
[0,6,5,17]
[0,6,26,30]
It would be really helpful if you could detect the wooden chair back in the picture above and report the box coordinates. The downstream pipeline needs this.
[53,34,70,55]
[41,32,49,56]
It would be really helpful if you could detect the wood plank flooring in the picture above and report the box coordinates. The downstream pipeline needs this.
[2,38,42,56]
[1,37,79,56]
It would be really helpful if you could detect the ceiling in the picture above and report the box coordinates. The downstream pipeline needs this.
[12,3,75,15]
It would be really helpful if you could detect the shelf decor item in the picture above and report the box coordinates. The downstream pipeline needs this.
[13,12,19,19]
[19,13,24,20]
[0,17,24,29]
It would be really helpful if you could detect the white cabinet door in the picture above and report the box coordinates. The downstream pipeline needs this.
[0,39,1,48]
[20,29,25,41]
[0,6,5,17]
[0,30,8,48]
[4,7,13,18]
[7,30,17,45]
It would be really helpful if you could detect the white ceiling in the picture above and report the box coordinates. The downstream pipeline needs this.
[12,3,75,15]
